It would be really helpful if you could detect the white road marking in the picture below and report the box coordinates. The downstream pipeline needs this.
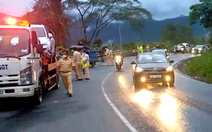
[101,72,138,132]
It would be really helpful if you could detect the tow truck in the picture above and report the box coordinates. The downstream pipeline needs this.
[0,17,59,105]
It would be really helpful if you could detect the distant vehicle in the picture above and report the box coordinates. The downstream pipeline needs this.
[70,45,98,67]
[131,53,175,92]
[152,49,170,61]
[191,45,208,54]
[31,24,55,53]
[174,43,191,54]
[182,43,191,52]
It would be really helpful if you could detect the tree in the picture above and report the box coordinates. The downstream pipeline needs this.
[94,38,102,47]
[22,0,71,46]
[161,23,194,44]
[189,0,212,44]
[77,39,88,45]
[176,25,194,43]
[161,23,177,43]
[189,0,212,28]
[65,0,151,43]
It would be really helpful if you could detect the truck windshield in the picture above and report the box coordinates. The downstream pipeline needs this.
[0,29,30,57]
[31,27,46,37]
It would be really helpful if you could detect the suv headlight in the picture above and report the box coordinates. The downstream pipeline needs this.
[20,66,33,85]
[136,67,143,72]
[166,66,173,72]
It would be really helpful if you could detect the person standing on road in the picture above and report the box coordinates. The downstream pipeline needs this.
[57,49,74,97]
[73,48,83,81]
[109,48,114,66]
[105,47,111,66]
[139,45,144,53]
[82,50,90,80]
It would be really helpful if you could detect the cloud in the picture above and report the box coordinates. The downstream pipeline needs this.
[0,0,199,20]
[0,0,34,16]
[140,0,199,20]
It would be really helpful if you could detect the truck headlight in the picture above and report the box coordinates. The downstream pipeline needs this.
[20,66,33,85]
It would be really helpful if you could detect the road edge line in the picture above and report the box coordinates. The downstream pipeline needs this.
[101,72,138,132]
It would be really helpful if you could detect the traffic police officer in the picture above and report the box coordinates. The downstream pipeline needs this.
[57,49,74,97]
[73,48,83,81]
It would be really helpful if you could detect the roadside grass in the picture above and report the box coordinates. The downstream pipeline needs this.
[186,50,212,83]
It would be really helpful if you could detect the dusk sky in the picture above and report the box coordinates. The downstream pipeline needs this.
[0,0,199,20]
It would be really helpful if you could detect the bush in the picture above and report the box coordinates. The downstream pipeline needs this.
[186,50,212,83]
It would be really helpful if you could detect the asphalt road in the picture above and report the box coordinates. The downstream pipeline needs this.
[0,54,212,132]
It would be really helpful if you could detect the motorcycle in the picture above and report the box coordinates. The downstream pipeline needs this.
[115,55,123,72]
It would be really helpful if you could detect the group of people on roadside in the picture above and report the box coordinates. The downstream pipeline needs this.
[105,47,114,66]
[56,48,90,98]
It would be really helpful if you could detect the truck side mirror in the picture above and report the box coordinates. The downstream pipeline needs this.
[32,31,38,47]
[48,33,53,38]
[37,44,43,54]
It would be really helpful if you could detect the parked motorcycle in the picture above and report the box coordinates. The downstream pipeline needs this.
[115,55,123,72]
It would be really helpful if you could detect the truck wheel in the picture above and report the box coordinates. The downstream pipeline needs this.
[32,81,43,105]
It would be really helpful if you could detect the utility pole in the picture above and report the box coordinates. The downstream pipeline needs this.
[117,14,123,52]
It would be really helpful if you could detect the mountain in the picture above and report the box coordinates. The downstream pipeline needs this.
[0,13,205,44]
[71,15,205,44]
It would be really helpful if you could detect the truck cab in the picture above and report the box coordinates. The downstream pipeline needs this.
[0,17,59,105]
[30,24,55,53]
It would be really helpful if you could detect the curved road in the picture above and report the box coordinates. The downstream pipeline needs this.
[0,54,212,132]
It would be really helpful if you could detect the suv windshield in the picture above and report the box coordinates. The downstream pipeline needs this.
[195,45,204,48]
[31,27,46,37]
[0,29,30,57]
[152,50,165,56]
[137,54,167,64]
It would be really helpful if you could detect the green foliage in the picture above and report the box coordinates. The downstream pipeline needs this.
[77,39,88,45]
[65,0,151,42]
[161,23,194,44]
[22,0,70,46]
[93,39,102,48]
[186,50,212,83]
[189,0,212,28]
[121,41,173,50]
[193,36,206,44]
[189,0,212,44]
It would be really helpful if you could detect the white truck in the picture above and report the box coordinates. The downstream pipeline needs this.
[30,24,55,53]
[0,17,59,105]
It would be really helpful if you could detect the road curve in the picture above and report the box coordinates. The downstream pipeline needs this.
[0,54,211,132]
[0,65,130,132]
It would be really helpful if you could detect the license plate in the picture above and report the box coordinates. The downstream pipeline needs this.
[150,75,161,78]
[0,89,3,94]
